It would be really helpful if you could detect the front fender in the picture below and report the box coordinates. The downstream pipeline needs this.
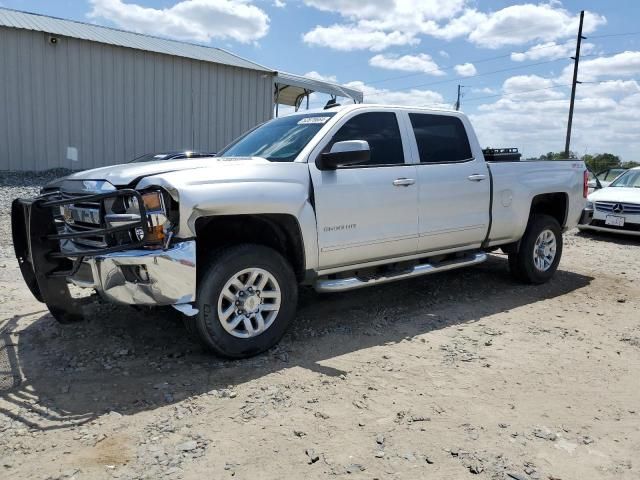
[136,164,320,272]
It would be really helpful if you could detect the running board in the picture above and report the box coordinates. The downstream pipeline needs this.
[313,252,487,293]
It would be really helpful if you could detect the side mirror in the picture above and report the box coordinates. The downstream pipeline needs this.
[316,140,370,170]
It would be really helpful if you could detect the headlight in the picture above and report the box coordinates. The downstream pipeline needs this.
[585,201,594,210]
[141,191,170,244]
[142,191,164,212]
[105,190,172,245]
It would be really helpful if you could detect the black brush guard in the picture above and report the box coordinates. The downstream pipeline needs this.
[11,189,149,321]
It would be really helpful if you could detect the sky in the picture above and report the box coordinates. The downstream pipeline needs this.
[2,0,640,160]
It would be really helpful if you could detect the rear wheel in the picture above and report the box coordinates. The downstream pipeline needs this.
[188,244,298,358]
[508,214,562,284]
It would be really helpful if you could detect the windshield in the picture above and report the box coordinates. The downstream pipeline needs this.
[218,113,336,162]
[610,169,640,188]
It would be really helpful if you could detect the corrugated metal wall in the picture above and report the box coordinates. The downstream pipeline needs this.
[0,28,274,171]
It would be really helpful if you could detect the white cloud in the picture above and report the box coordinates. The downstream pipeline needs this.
[303,0,395,19]
[304,71,338,83]
[302,24,419,51]
[560,51,640,82]
[472,87,496,94]
[422,8,485,41]
[501,74,565,100]
[454,62,476,76]
[88,0,270,43]
[465,6,605,49]
[345,80,449,108]
[469,68,640,160]
[439,50,449,58]
[302,0,466,51]
[577,80,640,98]
[303,0,466,22]
[273,0,285,7]
[511,41,594,62]
[302,2,607,52]
[369,53,444,75]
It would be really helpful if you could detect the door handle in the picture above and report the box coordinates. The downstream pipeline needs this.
[393,178,416,187]
[467,174,486,182]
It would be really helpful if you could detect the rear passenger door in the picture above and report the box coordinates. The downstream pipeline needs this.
[404,112,490,253]
[309,111,419,269]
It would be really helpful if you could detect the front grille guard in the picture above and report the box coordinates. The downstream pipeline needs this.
[11,189,151,319]
[40,188,150,258]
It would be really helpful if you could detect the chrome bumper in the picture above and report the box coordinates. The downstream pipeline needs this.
[577,223,640,237]
[69,240,196,306]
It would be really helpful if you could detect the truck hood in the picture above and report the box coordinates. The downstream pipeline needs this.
[588,187,640,204]
[58,157,270,187]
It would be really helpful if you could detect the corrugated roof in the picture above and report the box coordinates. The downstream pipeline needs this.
[276,72,363,104]
[0,7,273,73]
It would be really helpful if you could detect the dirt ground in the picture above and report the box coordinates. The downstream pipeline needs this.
[1,177,639,480]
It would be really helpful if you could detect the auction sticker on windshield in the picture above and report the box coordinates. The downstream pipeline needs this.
[298,117,332,125]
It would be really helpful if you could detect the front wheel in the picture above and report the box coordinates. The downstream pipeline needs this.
[508,214,563,284]
[188,244,298,358]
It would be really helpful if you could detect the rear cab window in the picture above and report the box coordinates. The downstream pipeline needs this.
[328,112,405,167]
[409,113,472,164]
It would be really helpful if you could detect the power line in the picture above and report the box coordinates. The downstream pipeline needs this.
[373,49,628,99]
[589,31,640,39]
[461,84,572,103]
[366,32,640,87]
[386,58,570,92]
[431,78,638,107]
[367,38,580,86]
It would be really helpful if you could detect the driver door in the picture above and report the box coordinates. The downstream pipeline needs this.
[309,111,419,269]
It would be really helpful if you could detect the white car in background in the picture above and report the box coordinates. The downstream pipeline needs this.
[579,167,640,236]
[596,167,627,187]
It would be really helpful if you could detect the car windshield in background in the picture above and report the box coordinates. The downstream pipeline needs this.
[218,113,336,162]
[610,169,640,188]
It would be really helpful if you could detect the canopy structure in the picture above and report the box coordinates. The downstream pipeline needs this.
[274,72,363,115]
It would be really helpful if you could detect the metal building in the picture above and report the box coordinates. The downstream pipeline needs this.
[0,8,362,171]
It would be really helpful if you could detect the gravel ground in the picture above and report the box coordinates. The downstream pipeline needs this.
[0,172,639,480]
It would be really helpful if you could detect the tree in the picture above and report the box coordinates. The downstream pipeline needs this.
[582,153,620,173]
[538,151,577,161]
[621,160,640,169]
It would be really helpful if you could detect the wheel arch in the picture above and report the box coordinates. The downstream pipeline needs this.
[500,193,568,255]
[194,214,307,283]
[529,192,569,228]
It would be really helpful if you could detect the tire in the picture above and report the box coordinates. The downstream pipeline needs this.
[187,244,298,358]
[508,214,563,284]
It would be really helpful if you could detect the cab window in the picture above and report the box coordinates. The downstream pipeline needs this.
[329,112,404,166]
[409,113,472,163]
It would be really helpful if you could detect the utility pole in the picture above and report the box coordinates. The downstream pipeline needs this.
[564,10,586,158]
[455,84,462,111]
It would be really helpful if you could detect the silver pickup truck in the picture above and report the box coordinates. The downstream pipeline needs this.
[12,105,588,358]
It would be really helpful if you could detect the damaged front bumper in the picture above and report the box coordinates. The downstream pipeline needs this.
[66,240,196,306]
[11,190,197,319]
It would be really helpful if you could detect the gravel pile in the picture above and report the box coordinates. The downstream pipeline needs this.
[0,170,71,251]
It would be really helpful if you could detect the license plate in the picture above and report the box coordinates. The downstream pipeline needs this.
[605,215,625,227]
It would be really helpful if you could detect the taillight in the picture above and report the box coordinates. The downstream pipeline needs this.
[583,170,589,198]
